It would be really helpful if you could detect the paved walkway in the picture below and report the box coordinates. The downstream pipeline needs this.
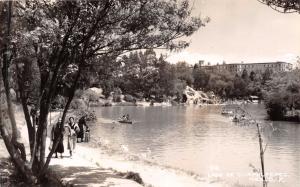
[49,153,143,187]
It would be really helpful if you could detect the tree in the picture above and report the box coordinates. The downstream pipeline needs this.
[156,56,177,97]
[192,63,209,90]
[249,71,256,81]
[175,61,194,86]
[233,74,247,98]
[257,0,300,13]
[204,70,234,97]
[241,69,249,83]
[262,68,272,84]
[0,0,204,184]
[263,70,300,119]
[0,1,32,181]
[116,49,160,98]
[265,93,287,120]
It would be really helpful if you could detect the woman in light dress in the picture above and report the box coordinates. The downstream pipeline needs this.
[64,117,77,157]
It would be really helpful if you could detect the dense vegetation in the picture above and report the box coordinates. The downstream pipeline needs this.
[79,50,300,121]
[78,49,269,101]
[263,70,300,120]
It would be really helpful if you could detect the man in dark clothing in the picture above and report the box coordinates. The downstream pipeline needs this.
[51,118,64,158]
[77,115,89,142]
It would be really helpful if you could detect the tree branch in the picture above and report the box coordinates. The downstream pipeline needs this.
[257,0,299,13]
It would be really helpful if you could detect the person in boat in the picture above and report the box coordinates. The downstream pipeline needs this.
[77,115,89,143]
[66,117,77,156]
[51,118,64,158]
[126,114,130,121]
[120,114,130,121]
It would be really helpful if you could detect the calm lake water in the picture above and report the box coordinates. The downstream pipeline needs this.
[90,104,300,187]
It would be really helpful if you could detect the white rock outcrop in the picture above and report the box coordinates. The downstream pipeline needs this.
[183,86,217,105]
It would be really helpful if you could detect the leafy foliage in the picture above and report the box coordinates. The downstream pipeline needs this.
[263,70,300,120]
[258,0,300,13]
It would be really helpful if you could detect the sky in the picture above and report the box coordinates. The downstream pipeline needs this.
[165,0,300,65]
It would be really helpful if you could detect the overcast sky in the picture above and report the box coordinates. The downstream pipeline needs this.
[165,0,300,65]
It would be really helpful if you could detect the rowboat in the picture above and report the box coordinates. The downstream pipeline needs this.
[118,120,133,124]
[221,110,233,115]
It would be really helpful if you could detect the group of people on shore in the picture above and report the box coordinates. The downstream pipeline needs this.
[51,115,89,158]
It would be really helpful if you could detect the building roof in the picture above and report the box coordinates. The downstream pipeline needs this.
[201,61,292,67]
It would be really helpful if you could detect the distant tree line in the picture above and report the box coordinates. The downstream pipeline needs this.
[77,49,279,102]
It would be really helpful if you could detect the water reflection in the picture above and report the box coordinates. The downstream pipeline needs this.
[91,104,300,187]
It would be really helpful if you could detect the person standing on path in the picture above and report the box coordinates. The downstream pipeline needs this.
[66,117,77,156]
[51,118,64,158]
[77,115,89,143]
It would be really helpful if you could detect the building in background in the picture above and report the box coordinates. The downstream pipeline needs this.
[199,61,293,74]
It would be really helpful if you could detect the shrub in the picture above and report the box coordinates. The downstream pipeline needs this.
[51,95,66,109]
[112,87,122,102]
[70,98,87,110]
[124,94,135,102]
[73,110,97,122]
[265,94,287,120]
[113,95,121,102]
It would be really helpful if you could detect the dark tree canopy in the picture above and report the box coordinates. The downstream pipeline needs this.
[258,0,300,13]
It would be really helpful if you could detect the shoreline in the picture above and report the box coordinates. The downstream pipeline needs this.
[0,106,143,187]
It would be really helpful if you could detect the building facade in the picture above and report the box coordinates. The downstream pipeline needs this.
[200,61,293,74]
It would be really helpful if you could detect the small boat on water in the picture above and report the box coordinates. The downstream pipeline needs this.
[118,120,133,124]
[117,114,132,124]
[221,109,233,115]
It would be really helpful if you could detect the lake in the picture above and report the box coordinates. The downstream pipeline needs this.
[89,104,300,187]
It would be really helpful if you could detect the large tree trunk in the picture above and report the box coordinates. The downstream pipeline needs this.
[39,119,47,166]
[15,62,35,153]
[0,1,36,183]
[0,122,36,183]
[0,59,35,185]
[0,80,34,184]
[1,0,18,141]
